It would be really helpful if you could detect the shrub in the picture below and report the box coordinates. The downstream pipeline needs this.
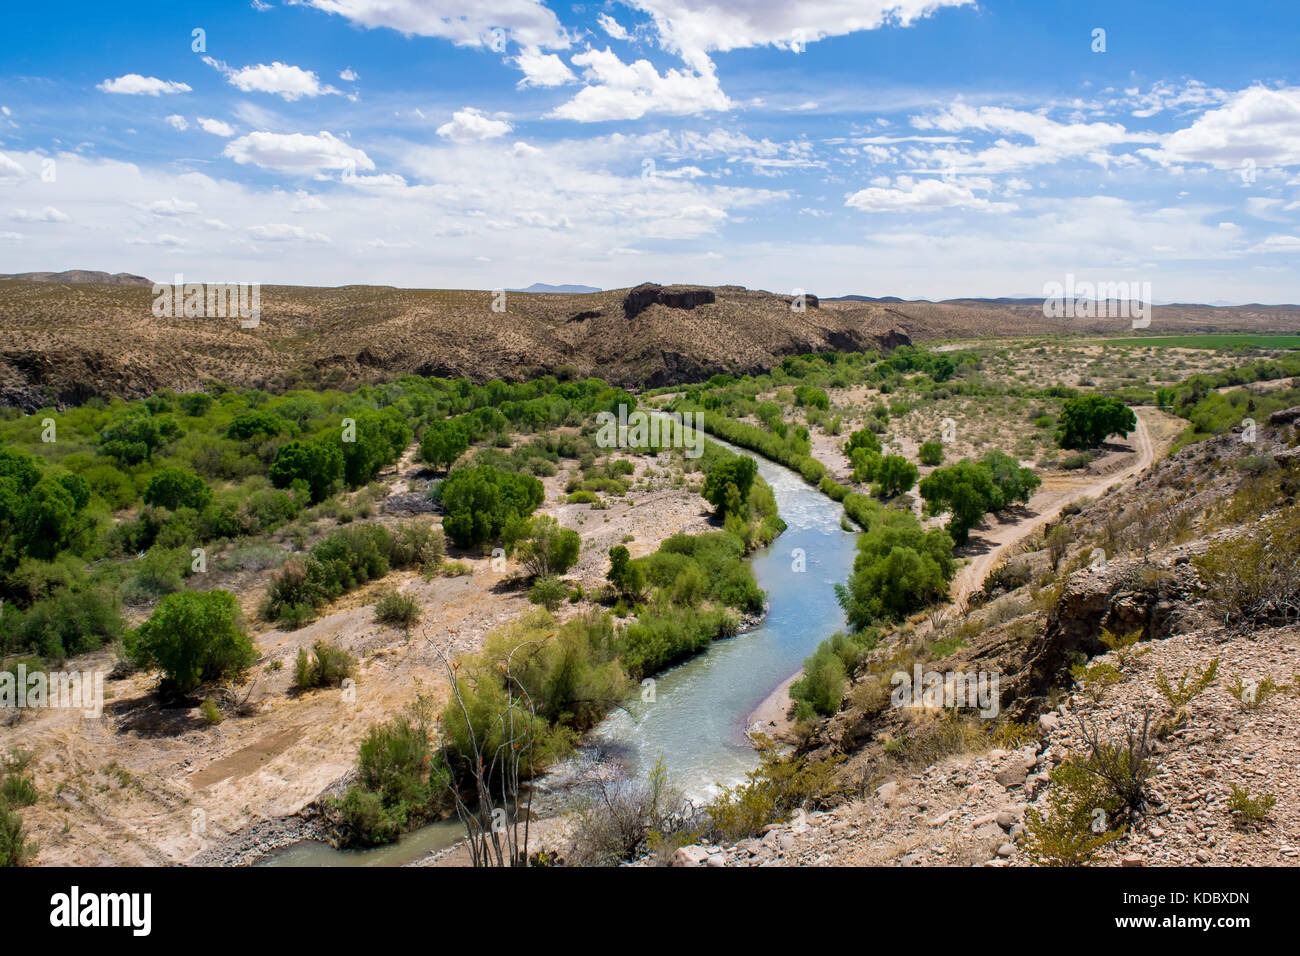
[704,737,843,843]
[419,418,469,471]
[440,465,545,548]
[128,590,256,695]
[515,516,580,578]
[294,640,357,689]
[269,440,343,504]
[918,441,944,466]
[1023,760,1126,866]
[374,591,422,631]
[143,467,213,511]
[701,456,757,519]
[529,575,567,612]
[199,697,223,724]
[1227,783,1277,825]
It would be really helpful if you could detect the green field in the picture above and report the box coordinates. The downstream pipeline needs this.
[1087,334,1300,350]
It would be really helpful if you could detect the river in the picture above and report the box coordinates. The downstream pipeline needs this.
[259,438,858,864]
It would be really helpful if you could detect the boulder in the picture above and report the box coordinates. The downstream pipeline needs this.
[623,283,716,319]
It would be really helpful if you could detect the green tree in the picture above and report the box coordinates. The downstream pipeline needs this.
[143,467,214,511]
[918,460,999,543]
[270,440,344,504]
[129,590,256,695]
[342,409,412,489]
[419,418,469,472]
[99,414,181,465]
[918,441,944,466]
[607,545,645,598]
[439,465,545,548]
[701,456,757,519]
[516,516,580,578]
[874,455,919,497]
[1056,395,1137,450]
[843,428,882,456]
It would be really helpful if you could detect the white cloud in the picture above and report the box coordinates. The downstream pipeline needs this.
[219,61,339,101]
[910,102,1156,173]
[197,117,236,137]
[147,198,200,216]
[1141,86,1300,169]
[165,114,189,131]
[224,130,374,174]
[10,206,70,222]
[0,153,30,180]
[340,67,358,82]
[249,222,331,242]
[436,108,513,142]
[1256,234,1300,252]
[289,190,329,212]
[97,75,192,96]
[549,48,730,121]
[303,0,569,49]
[126,233,186,246]
[628,0,973,64]
[597,13,631,40]
[513,49,577,88]
[845,176,1008,212]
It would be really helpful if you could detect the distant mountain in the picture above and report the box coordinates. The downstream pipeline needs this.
[510,282,602,294]
[0,270,154,287]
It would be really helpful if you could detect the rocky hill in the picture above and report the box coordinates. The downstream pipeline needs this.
[2,277,1298,410]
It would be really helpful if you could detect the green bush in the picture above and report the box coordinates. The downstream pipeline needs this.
[142,467,213,511]
[918,441,944,466]
[529,575,567,611]
[294,639,357,689]
[440,465,545,548]
[374,591,422,631]
[128,590,256,695]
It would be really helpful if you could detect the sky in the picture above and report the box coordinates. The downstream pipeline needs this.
[1,0,1299,302]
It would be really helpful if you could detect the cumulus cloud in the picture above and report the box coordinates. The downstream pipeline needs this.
[549,48,730,121]
[210,60,340,101]
[97,75,192,96]
[436,108,513,142]
[597,13,631,40]
[627,0,973,65]
[165,114,189,131]
[1141,86,1300,169]
[303,0,569,49]
[845,176,1009,212]
[197,117,236,137]
[147,198,200,216]
[513,49,577,88]
[223,130,374,173]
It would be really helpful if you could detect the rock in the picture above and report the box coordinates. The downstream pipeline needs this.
[1122,854,1146,867]
[996,843,1014,858]
[704,853,727,868]
[876,781,899,802]
[669,845,711,867]
[995,759,1030,788]
[1196,849,1211,863]
[929,810,958,827]
[995,810,1020,830]
[1148,827,1166,839]
[1038,712,1061,733]
[1267,405,1300,426]
[622,283,716,319]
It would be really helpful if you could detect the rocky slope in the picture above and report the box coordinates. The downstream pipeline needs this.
[3,277,1298,410]
[667,415,1300,866]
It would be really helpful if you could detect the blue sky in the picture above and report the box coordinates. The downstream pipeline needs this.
[1,0,1299,301]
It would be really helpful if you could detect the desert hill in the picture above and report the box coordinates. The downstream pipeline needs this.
[2,277,1299,410]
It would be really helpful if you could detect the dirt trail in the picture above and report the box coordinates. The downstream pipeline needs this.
[749,408,1171,739]
[949,408,1157,607]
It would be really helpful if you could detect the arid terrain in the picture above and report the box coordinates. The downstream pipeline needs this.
[3,275,1299,411]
